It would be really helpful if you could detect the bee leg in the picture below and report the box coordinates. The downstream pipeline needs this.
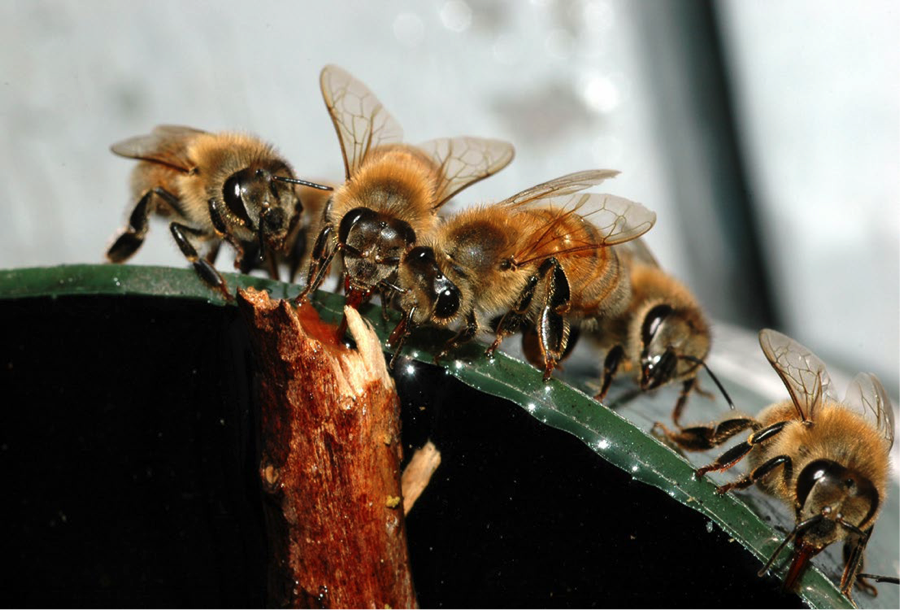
[695,420,788,478]
[435,312,478,364]
[379,284,395,323]
[487,273,540,359]
[170,222,232,301]
[653,417,759,452]
[205,240,222,265]
[208,197,254,275]
[671,377,699,427]
[296,225,337,303]
[263,250,280,281]
[107,187,180,263]
[535,258,571,381]
[841,530,880,598]
[387,306,416,369]
[594,344,625,402]
[713,454,792,495]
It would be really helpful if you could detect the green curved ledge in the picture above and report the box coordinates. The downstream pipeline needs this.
[1,264,883,609]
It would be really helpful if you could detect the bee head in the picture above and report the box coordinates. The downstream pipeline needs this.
[220,166,304,253]
[794,460,878,544]
[398,246,461,324]
[338,207,417,294]
[639,304,710,389]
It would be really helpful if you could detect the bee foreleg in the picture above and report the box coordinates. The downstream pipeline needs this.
[169,222,232,301]
[714,454,792,495]
[486,271,541,358]
[671,377,699,427]
[841,529,882,598]
[594,344,625,402]
[296,224,336,303]
[208,198,251,272]
[108,187,180,263]
[435,312,478,364]
[387,306,416,369]
[696,420,788,478]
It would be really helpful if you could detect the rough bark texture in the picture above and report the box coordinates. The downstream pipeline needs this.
[237,288,416,609]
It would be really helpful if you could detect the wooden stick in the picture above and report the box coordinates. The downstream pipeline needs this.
[401,441,442,516]
[238,288,416,608]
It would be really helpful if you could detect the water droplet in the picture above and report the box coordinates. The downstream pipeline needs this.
[596,438,610,450]
[706,520,714,533]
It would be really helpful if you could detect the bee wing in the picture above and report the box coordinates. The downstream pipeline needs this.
[614,237,661,268]
[844,373,895,450]
[512,193,656,265]
[498,169,620,209]
[417,137,515,209]
[573,193,657,246]
[320,65,404,180]
[758,329,837,422]
[110,124,206,172]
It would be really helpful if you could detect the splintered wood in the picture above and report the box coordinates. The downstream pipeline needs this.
[238,288,416,609]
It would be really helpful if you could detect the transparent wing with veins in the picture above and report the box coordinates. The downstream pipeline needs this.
[844,373,896,450]
[758,329,837,422]
[417,137,515,209]
[511,191,656,266]
[320,64,404,179]
[498,169,620,209]
[613,237,661,269]
[110,124,205,173]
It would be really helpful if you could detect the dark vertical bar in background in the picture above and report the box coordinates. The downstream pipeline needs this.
[631,1,777,329]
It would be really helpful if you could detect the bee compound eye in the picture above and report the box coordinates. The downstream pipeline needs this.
[641,304,674,348]
[433,282,460,320]
[338,207,378,245]
[223,172,253,226]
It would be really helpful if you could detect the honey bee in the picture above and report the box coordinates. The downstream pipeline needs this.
[297,65,515,314]
[659,329,896,598]
[388,170,657,380]
[107,125,332,298]
[586,238,734,423]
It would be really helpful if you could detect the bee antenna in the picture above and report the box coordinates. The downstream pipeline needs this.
[679,355,735,410]
[757,515,823,578]
[271,175,334,191]
[858,574,900,584]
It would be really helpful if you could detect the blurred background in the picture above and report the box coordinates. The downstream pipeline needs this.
[0,0,897,398]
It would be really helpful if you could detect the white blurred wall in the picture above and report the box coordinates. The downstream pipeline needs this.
[718,0,899,395]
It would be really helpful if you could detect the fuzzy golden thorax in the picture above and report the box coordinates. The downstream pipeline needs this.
[330,145,440,239]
